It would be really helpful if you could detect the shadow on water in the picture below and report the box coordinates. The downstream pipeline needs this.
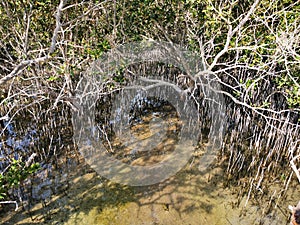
[0,90,297,225]
[1,163,229,225]
[0,127,294,225]
[0,99,231,225]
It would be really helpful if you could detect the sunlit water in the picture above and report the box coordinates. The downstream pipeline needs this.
[0,99,298,225]
[1,153,295,225]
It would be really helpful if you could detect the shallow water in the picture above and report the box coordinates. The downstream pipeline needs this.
[0,99,298,225]
[1,154,296,225]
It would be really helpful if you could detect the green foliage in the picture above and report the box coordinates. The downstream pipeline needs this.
[0,159,40,200]
[113,67,126,84]
[85,40,111,59]
[276,73,300,108]
[0,0,298,107]
[195,0,300,109]
[114,0,192,42]
[47,76,58,82]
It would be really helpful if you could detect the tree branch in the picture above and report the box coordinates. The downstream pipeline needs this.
[0,0,65,86]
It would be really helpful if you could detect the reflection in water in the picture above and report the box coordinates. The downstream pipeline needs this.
[0,119,37,162]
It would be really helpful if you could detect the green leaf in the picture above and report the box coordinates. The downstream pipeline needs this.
[47,76,58,82]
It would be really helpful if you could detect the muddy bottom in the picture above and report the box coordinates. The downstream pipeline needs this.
[1,152,297,225]
[1,109,298,225]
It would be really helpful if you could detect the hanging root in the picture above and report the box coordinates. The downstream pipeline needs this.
[290,155,300,183]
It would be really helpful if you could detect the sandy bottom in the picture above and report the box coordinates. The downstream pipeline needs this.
[1,112,298,225]
[1,155,298,225]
